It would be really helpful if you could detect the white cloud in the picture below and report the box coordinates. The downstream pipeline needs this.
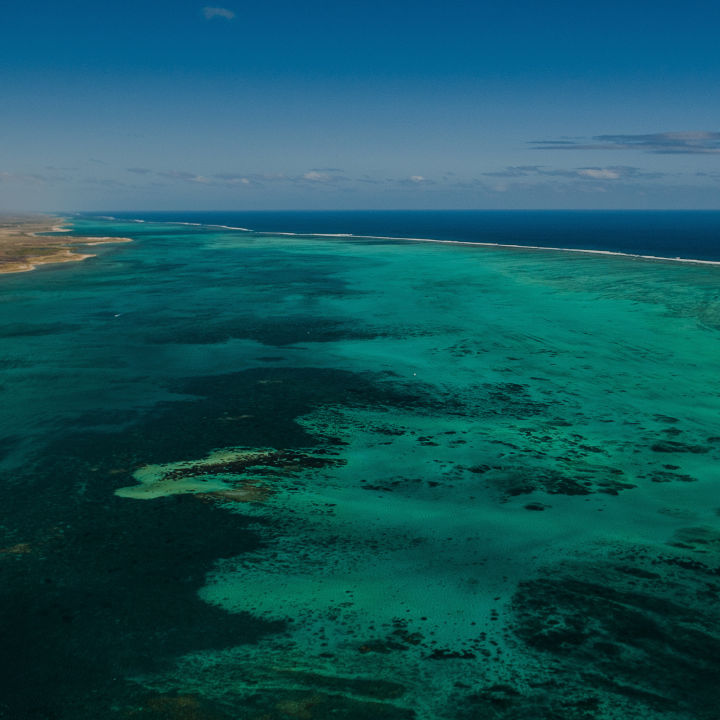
[578,168,620,180]
[158,170,212,184]
[303,171,332,182]
[409,175,425,183]
[213,173,255,185]
[203,6,235,20]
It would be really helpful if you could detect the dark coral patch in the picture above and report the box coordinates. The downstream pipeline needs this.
[482,382,550,417]
[123,694,233,720]
[651,440,710,454]
[459,684,601,720]
[511,555,720,719]
[648,470,696,483]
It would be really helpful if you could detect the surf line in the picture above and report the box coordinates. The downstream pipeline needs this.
[96,216,720,267]
[251,230,720,267]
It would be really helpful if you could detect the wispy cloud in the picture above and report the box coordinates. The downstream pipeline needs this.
[483,165,663,181]
[81,177,135,189]
[531,132,720,154]
[396,175,434,186]
[158,170,212,183]
[0,171,49,184]
[577,168,621,180]
[145,168,353,187]
[298,170,351,184]
[482,165,546,178]
[302,171,334,182]
[214,173,252,185]
[203,6,235,20]
[580,165,664,180]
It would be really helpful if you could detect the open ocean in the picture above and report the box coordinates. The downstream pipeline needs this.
[2,211,720,719]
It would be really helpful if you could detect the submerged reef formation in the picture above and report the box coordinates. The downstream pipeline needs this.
[3,217,720,719]
[509,535,720,720]
[114,390,720,720]
[116,447,344,501]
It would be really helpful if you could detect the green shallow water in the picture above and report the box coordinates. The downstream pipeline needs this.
[1,218,720,719]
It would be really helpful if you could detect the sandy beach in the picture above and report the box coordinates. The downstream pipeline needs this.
[0,214,132,275]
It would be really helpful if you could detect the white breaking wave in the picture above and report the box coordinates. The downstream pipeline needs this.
[242,229,720,266]
[88,216,720,267]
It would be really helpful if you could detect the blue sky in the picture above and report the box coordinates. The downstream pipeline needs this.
[1,0,719,210]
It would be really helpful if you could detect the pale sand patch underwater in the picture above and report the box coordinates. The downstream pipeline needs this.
[116,447,343,501]
[116,448,277,500]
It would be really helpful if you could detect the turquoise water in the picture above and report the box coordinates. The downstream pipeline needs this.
[1,216,720,719]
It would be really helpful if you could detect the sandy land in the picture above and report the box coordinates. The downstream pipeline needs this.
[0,214,132,275]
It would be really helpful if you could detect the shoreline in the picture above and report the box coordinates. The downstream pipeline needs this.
[6,212,719,271]
[0,215,132,275]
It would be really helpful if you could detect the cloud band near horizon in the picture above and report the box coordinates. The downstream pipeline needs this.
[532,132,720,154]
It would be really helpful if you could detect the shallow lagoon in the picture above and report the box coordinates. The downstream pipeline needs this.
[1,217,720,719]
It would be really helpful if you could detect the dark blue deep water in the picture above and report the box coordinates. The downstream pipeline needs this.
[96,210,720,261]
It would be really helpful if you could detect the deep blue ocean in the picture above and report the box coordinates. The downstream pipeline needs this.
[93,210,720,261]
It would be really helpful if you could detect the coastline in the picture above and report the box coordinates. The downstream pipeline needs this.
[0,214,132,275]
[4,212,719,274]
